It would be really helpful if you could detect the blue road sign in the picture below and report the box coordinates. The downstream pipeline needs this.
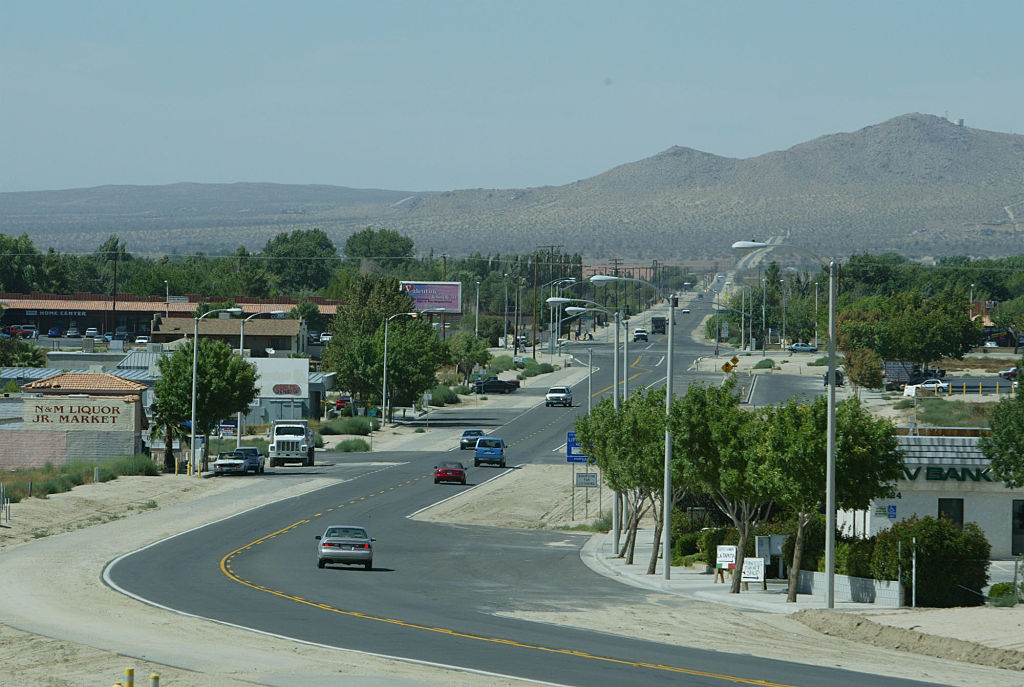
[567,431,588,463]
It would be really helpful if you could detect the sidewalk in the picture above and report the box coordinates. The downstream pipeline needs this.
[582,529,886,614]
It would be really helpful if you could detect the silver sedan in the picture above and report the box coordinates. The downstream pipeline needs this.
[315,526,374,570]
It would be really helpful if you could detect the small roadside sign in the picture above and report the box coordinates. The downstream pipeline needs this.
[575,472,599,488]
[721,362,734,373]
[741,557,765,583]
[731,356,739,365]
[716,545,736,570]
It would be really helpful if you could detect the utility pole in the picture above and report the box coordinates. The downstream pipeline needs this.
[532,256,538,359]
[441,254,447,340]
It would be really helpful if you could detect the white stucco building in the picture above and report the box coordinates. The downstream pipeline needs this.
[840,433,1024,558]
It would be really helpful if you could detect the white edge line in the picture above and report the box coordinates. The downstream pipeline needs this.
[405,465,522,519]
[103,463,568,687]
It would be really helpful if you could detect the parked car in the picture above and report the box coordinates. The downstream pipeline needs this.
[307,331,322,344]
[84,327,99,338]
[473,436,506,468]
[983,340,999,348]
[134,335,150,344]
[998,366,1017,381]
[212,449,264,475]
[823,370,844,386]
[47,327,61,337]
[434,461,467,485]
[65,327,81,338]
[235,446,266,473]
[315,525,374,570]
[471,378,517,394]
[459,429,485,450]
[545,386,573,407]
[632,327,648,342]
[904,379,950,397]
[788,342,818,353]
[319,332,333,343]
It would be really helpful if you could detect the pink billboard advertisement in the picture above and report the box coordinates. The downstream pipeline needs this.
[400,281,463,314]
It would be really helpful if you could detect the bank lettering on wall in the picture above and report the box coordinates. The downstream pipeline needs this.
[23,398,135,430]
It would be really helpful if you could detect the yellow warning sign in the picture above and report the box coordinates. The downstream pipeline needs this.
[731,356,739,365]
[721,362,734,373]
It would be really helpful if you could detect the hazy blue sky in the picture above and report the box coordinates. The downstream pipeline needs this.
[4,1,1022,193]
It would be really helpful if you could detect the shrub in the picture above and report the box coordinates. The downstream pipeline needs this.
[807,356,829,367]
[753,358,775,370]
[835,538,875,578]
[314,434,324,448]
[697,526,733,557]
[336,438,370,452]
[428,385,459,406]
[871,516,991,607]
[322,416,379,436]
[673,532,702,558]
[893,398,914,409]
[781,515,826,572]
[489,355,516,374]
[988,582,1019,606]
[452,384,471,395]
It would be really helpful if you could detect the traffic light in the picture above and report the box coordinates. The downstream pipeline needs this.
[670,295,679,308]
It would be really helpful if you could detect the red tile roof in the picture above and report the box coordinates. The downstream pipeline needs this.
[23,372,148,393]
[0,292,339,315]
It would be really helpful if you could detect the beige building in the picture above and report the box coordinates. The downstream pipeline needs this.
[149,316,307,357]
[0,372,149,469]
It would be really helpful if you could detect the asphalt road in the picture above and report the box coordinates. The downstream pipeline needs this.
[105,328,943,686]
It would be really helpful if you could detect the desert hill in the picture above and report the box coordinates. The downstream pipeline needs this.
[2,113,1022,261]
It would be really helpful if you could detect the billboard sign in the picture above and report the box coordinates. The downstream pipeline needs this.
[251,358,309,399]
[400,281,462,314]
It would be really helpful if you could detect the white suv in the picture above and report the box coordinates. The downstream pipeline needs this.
[633,328,648,342]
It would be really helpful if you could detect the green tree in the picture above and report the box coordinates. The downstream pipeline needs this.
[992,296,1024,354]
[344,227,415,273]
[153,339,259,470]
[0,233,42,292]
[759,397,902,601]
[262,228,339,295]
[0,338,46,367]
[288,300,326,332]
[844,347,884,391]
[838,288,982,368]
[668,379,768,593]
[447,332,491,384]
[979,358,1024,487]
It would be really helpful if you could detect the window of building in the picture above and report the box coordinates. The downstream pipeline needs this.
[938,498,964,530]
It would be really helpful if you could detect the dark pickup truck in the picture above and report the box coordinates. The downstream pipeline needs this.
[471,377,519,394]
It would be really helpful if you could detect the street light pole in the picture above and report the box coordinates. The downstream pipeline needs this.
[762,278,767,357]
[475,281,480,337]
[733,240,838,609]
[503,274,509,349]
[190,306,242,475]
[164,280,169,318]
[237,310,284,448]
[382,312,418,426]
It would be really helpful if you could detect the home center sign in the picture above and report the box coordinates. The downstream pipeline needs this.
[24,398,135,429]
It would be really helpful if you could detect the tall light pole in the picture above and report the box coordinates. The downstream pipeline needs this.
[780,279,787,349]
[733,240,838,608]
[236,310,285,448]
[503,274,509,348]
[163,280,169,318]
[191,306,243,475]
[475,281,481,337]
[762,277,767,357]
[588,274,675,577]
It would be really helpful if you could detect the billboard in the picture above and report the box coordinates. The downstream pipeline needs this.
[250,358,310,399]
[400,281,462,314]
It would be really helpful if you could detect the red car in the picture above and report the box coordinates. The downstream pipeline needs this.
[434,461,467,485]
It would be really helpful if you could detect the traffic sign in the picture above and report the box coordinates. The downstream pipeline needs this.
[721,362,734,373]
[567,431,588,463]
[731,356,739,365]
[575,472,599,487]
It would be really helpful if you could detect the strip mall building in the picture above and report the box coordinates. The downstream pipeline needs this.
[839,430,1024,558]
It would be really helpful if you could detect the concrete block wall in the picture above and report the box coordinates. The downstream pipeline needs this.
[0,430,136,469]
[798,570,903,607]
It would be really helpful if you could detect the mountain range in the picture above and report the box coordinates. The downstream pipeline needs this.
[2,113,1023,262]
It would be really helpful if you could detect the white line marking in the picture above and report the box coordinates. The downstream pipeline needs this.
[406,466,522,519]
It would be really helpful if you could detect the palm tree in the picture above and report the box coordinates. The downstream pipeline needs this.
[149,401,186,472]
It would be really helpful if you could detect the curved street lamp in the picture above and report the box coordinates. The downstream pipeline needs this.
[732,239,839,609]
[236,310,285,448]
[190,307,243,474]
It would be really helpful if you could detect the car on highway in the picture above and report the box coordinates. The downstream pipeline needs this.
[788,342,818,353]
[545,386,573,407]
[998,366,1017,380]
[473,436,506,468]
[315,525,374,570]
[459,428,485,450]
[680,308,691,314]
[822,370,844,386]
[212,449,265,475]
[904,378,949,396]
[632,327,648,342]
[434,461,467,485]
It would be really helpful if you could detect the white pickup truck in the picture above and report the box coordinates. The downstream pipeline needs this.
[545,386,573,407]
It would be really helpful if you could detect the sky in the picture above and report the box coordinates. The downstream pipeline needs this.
[3,1,1024,194]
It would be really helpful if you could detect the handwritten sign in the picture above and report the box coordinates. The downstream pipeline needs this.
[716,545,736,570]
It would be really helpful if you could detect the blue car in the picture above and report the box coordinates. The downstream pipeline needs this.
[473,436,506,468]
[47,327,61,337]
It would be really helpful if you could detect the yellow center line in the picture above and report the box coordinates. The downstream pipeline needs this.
[218,483,798,686]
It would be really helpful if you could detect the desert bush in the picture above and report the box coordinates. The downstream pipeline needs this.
[753,358,775,369]
[336,439,370,452]
[320,416,379,435]
[871,516,991,607]
[428,385,459,406]
[835,538,875,578]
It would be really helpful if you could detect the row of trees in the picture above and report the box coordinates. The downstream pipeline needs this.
[575,380,904,598]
